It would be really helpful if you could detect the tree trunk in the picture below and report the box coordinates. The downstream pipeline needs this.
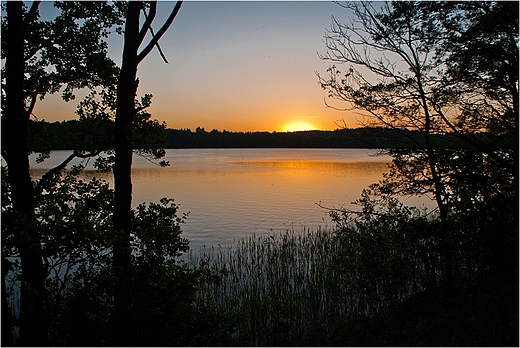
[3,1,47,345]
[2,261,14,346]
[416,73,454,297]
[111,1,142,344]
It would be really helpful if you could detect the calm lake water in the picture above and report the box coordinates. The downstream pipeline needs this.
[29,149,430,249]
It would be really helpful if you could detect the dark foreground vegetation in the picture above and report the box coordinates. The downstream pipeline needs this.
[2,1,518,346]
[189,212,518,346]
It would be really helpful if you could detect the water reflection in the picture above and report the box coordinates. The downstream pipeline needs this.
[28,149,433,249]
[130,158,391,248]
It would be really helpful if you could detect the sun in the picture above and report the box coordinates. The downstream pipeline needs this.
[282,121,318,132]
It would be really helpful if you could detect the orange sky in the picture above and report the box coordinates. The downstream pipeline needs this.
[33,2,360,132]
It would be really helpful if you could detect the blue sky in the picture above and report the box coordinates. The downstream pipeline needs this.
[34,1,359,132]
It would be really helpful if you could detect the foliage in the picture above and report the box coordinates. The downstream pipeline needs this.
[73,89,171,170]
[329,189,441,299]
[318,0,518,291]
[0,1,124,101]
[189,200,436,346]
[2,165,211,345]
[132,198,189,268]
[2,1,185,345]
[440,2,518,137]
[188,207,517,346]
[2,168,115,344]
[1,3,126,341]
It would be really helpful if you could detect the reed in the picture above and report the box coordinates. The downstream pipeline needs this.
[188,227,370,345]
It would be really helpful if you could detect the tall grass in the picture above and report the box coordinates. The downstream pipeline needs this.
[188,227,382,345]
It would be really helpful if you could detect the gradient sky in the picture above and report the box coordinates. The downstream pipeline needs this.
[34,1,359,132]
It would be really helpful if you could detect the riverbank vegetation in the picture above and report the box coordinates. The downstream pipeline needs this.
[190,219,517,346]
[2,1,517,346]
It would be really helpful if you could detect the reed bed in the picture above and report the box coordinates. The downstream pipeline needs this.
[188,227,362,345]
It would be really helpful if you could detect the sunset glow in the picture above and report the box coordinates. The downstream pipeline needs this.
[282,122,319,133]
[31,2,354,132]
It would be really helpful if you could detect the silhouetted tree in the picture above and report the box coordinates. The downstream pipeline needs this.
[318,1,455,293]
[111,1,182,344]
[1,2,124,344]
[422,2,518,278]
[318,1,518,292]
[2,3,43,344]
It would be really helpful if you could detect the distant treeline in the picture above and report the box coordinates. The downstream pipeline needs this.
[165,127,407,148]
[40,120,456,149]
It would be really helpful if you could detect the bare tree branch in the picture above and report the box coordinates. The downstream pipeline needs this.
[138,1,157,44]
[141,3,169,64]
[142,16,169,64]
[34,150,103,194]
[137,1,182,64]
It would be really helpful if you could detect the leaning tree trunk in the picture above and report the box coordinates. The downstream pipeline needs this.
[3,1,47,345]
[416,74,454,297]
[111,1,142,345]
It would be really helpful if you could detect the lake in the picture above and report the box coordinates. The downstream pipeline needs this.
[29,149,429,249]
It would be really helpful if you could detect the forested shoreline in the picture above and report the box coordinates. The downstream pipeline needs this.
[37,120,482,149]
